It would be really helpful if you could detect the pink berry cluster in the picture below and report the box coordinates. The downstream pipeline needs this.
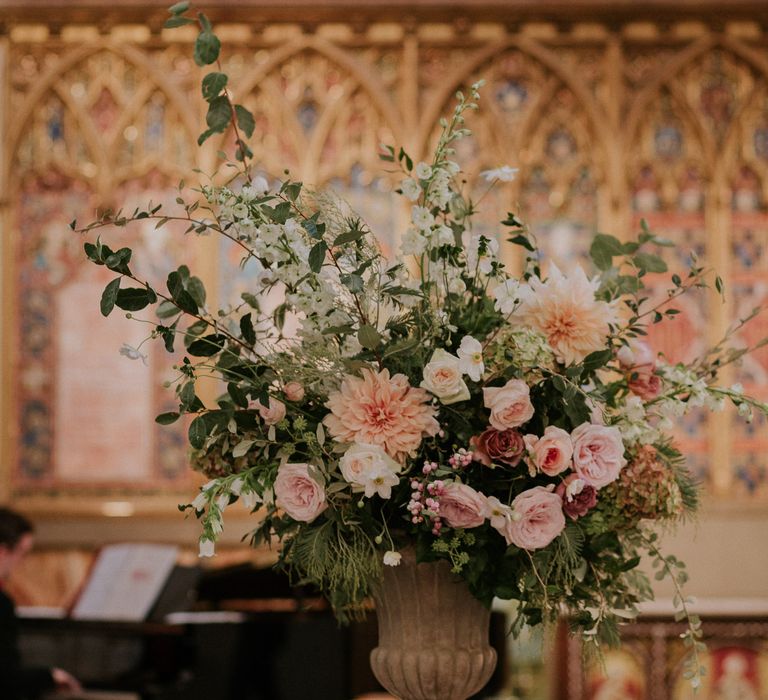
[448,448,473,469]
[407,461,446,535]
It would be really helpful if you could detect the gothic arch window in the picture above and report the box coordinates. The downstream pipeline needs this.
[5,15,768,509]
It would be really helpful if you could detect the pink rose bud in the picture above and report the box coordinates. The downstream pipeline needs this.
[283,381,305,402]
[274,462,327,522]
[439,482,488,529]
[504,486,565,550]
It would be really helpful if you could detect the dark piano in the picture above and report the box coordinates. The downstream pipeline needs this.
[18,565,506,700]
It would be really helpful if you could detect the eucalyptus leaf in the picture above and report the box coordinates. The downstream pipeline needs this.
[188,415,208,449]
[194,30,221,67]
[234,104,255,138]
[308,241,327,273]
[202,72,228,101]
[206,95,230,131]
[156,411,181,425]
[100,278,120,316]
[186,276,207,307]
[115,287,156,311]
[187,333,227,357]
[232,439,255,458]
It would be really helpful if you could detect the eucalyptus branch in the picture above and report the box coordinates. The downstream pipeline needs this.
[642,532,706,690]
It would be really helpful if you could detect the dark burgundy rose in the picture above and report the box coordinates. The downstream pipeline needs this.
[471,428,525,467]
[556,475,597,520]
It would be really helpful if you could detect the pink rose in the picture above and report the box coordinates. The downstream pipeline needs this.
[618,340,662,401]
[571,422,626,489]
[274,463,327,522]
[471,428,525,467]
[283,381,305,402]
[504,486,565,550]
[555,474,597,520]
[628,368,662,401]
[258,397,286,425]
[439,483,488,529]
[523,426,573,476]
[483,379,534,430]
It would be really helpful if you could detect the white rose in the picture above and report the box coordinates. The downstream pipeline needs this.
[339,443,401,490]
[420,348,470,404]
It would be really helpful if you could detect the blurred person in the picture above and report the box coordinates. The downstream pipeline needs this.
[0,507,81,700]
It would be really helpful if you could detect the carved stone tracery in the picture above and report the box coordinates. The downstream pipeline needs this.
[5,9,768,505]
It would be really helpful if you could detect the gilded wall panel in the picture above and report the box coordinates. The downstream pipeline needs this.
[4,12,768,510]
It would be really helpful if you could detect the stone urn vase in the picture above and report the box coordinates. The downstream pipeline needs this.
[370,548,497,700]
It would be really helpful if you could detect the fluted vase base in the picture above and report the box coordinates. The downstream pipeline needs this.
[370,549,497,700]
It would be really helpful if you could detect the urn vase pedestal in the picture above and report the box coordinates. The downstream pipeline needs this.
[370,549,497,700]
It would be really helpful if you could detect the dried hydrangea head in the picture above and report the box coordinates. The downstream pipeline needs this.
[606,445,683,524]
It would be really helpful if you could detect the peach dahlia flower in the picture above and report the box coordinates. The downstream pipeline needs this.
[513,264,617,366]
[324,368,439,462]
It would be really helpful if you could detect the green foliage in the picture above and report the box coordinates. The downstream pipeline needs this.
[281,519,381,622]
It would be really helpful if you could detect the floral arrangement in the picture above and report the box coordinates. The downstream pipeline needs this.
[74,3,768,687]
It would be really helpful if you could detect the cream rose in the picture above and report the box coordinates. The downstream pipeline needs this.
[523,426,573,476]
[420,349,470,404]
[339,443,401,492]
[483,378,534,430]
[274,462,327,522]
[504,486,565,550]
[258,397,286,425]
[439,482,488,529]
[571,422,626,489]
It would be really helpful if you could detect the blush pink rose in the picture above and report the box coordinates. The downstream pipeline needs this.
[471,428,525,466]
[258,397,286,425]
[283,381,305,402]
[274,463,327,522]
[504,486,565,550]
[571,422,626,489]
[439,483,488,529]
[523,425,573,476]
[483,379,534,430]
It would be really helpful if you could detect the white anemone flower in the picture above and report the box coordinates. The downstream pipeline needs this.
[457,335,484,382]
[119,343,148,366]
[383,551,402,566]
[480,165,519,182]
